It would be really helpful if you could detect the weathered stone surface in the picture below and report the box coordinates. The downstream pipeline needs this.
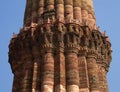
[87,52,100,91]
[55,0,64,4]
[64,5,73,20]
[67,85,79,92]
[79,55,89,89]
[56,4,64,19]
[73,7,82,22]
[79,88,90,92]
[64,0,73,5]
[9,0,112,92]
[55,85,66,92]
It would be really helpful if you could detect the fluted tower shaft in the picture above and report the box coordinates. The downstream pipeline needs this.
[23,0,96,29]
[9,0,112,92]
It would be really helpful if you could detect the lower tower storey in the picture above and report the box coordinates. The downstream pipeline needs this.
[9,21,112,92]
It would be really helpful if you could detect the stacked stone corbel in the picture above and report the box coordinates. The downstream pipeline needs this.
[9,0,112,92]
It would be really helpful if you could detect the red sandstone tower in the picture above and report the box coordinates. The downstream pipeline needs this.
[9,0,112,92]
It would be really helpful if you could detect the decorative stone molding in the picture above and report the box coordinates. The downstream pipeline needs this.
[9,1,112,92]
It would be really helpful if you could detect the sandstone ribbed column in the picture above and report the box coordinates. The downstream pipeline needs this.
[38,0,44,16]
[31,0,38,22]
[20,57,33,92]
[32,61,41,92]
[81,0,89,25]
[41,31,54,92]
[78,50,89,92]
[54,30,66,92]
[65,51,79,92]
[64,0,73,22]
[87,0,96,29]
[101,69,109,92]
[12,76,19,92]
[97,51,111,92]
[87,13,96,30]
[9,38,25,92]
[98,64,109,92]
[45,0,54,10]
[54,48,66,92]
[41,51,54,92]
[73,0,82,23]
[24,0,32,26]
[18,37,33,92]
[12,61,22,92]
[55,0,64,20]
[32,45,41,92]
[87,0,94,10]
[64,31,80,92]
[87,50,100,92]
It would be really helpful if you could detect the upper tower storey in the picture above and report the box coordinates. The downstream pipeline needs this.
[23,0,96,29]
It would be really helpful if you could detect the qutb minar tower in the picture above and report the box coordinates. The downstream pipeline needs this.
[9,0,112,92]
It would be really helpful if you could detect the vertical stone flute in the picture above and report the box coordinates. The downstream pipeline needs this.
[41,26,54,92]
[79,49,89,92]
[65,25,80,92]
[24,0,32,26]
[55,0,64,21]
[87,50,100,92]
[73,0,82,24]
[64,0,73,22]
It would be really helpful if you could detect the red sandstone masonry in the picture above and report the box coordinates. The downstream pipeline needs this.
[9,0,112,92]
